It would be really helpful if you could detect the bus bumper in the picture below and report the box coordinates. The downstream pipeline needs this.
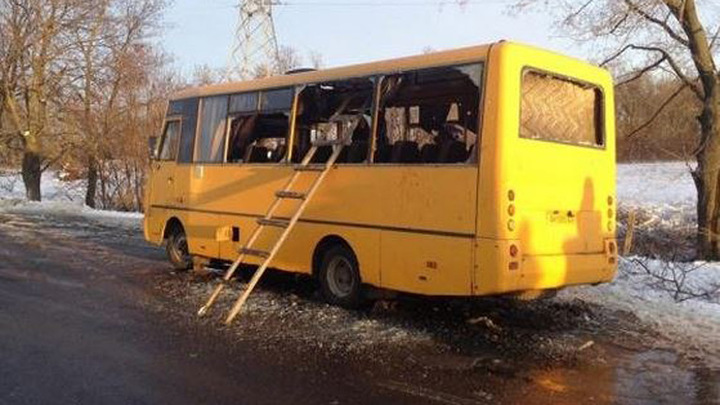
[474,238,618,296]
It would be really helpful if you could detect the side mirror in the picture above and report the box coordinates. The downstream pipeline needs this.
[148,136,158,159]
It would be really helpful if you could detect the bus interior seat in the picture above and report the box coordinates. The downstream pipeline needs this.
[271,144,286,162]
[420,143,440,163]
[343,141,368,163]
[374,142,392,163]
[246,145,269,163]
[311,145,333,163]
[391,141,420,163]
[439,140,468,163]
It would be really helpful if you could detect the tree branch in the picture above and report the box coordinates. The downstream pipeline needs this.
[628,44,702,97]
[617,56,666,86]
[600,44,633,67]
[563,0,594,25]
[626,83,688,139]
[624,0,689,46]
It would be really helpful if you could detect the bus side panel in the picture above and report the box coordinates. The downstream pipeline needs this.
[144,160,178,244]
[203,165,477,294]
[380,232,473,295]
[197,166,478,237]
[184,211,220,258]
[144,206,167,244]
[217,219,383,286]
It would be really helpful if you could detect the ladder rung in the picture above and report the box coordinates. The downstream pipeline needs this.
[256,218,290,228]
[238,248,270,258]
[294,165,325,172]
[275,190,306,199]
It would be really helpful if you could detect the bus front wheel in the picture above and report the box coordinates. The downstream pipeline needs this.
[166,227,192,271]
[318,245,364,308]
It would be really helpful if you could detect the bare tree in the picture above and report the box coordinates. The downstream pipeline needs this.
[616,75,698,161]
[192,64,225,86]
[251,45,311,79]
[0,0,81,200]
[514,0,720,259]
[1,0,171,208]
[63,0,166,208]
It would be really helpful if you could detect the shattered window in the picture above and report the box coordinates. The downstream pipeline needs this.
[226,88,293,164]
[374,63,483,164]
[294,77,374,163]
[520,70,604,147]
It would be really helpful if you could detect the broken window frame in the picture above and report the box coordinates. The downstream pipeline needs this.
[292,76,377,165]
[371,62,484,165]
[225,87,294,164]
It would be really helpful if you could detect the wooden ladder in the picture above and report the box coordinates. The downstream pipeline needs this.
[197,143,344,324]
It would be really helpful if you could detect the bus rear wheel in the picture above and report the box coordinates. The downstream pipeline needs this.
[318,244,363,308]
[166,227,192,271]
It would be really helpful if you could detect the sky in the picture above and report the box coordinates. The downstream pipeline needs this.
[161,0,577,76]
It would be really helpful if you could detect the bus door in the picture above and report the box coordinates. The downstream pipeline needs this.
[150,117,182,208]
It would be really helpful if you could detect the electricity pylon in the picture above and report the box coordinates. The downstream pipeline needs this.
[228,0,280,80]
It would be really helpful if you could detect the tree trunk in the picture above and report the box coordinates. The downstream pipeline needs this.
[21,150,41,201]
[99,163,107,209]
[665,0,720,260]
[85,156,98,208]
[692,88,720,259]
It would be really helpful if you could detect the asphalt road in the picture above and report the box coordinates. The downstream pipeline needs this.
[0,210,718,405]
[0,212,418,405]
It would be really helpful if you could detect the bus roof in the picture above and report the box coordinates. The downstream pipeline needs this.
[171,42,495,100]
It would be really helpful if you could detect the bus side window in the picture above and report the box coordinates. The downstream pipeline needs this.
[195,95,229,163]
[227,88,292,163]
[374,63,482,164]
[294,77,374,163]
[173,98,199,164]
[158,120,181,161]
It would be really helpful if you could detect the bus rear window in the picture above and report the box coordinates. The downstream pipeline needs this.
[520,71,603,147]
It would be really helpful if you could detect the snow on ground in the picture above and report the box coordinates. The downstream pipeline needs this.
[580,161,719,359]
[0,170,141,227]
[561,258,720,360]
[617,161,697,207]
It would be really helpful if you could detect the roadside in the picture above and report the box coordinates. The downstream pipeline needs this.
[1,207,718,403]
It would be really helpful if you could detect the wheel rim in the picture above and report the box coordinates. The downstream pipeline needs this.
[172,233,190,264]
[326,256,355,298]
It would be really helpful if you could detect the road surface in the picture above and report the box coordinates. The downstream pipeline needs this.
[0,210,717,404]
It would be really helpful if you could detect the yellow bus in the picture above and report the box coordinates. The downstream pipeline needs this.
[144,41,617,308]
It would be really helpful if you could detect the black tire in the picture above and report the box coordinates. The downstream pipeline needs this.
[166,226,192,271]
[318,244,363,308]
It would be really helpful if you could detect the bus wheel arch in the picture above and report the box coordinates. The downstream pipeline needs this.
[312,235,364,308]
[164,217,191,271]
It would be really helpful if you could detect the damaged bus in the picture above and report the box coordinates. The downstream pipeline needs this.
[144,41,617,307]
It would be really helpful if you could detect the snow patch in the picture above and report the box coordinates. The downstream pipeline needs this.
[617,161,696,207]
[561,258,720,360]
[0,170,140,227]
